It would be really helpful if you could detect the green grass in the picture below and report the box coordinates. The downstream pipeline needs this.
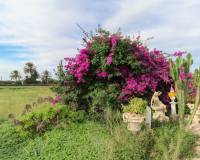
[0,119,197,160]
[0,86,54,118]
[0,120,115,160]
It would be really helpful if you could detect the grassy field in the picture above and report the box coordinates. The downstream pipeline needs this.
[0,86,54,118]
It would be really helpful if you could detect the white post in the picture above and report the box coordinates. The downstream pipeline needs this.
[170,97,177,116]
[145,106,151,129]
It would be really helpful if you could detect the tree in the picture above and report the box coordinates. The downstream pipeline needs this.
[24,62,39,84]
[41,70,51,84]
[24,62,36,78]
[10,70,21,82]
[56,60,65,82]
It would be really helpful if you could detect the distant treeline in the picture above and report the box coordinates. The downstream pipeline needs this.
[7,61,65,86]
[0,80,57,86]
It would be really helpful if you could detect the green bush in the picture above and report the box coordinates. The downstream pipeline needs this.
[15,103,85,136]
[122,97,148,114]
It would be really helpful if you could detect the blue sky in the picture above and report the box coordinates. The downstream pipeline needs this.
[0,0,200,80]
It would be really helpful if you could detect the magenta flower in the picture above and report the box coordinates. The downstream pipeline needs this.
[179,67,185,81]
[187,72,193,79]
[80,49,89,55]
[64,48,90,83]
[97,71,108,78]
[51,95,62,105]
[106,53,113,65]
[188,82,193,89]
[110,35,118,46]
[153,48,160,55]
[173,51,186,57]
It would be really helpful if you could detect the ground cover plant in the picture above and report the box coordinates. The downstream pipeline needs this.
[0,112,197,160]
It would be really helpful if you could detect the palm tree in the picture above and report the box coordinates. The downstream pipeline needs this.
[10,70,21,82]
[41,70,51,84]
[24,62,36,78]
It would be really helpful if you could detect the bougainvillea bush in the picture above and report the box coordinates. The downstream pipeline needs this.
[56,28,172,113]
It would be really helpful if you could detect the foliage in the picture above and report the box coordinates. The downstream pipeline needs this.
[122,97,148,114]
[54,28,171,113]
[15,103,85,136]
[41,69,51,84]
[188,67,200,124]
[0,119,197,160]
[10,70,21,84]
[24,62,40,84]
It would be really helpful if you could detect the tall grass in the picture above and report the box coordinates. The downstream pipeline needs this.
[103,108,198,160]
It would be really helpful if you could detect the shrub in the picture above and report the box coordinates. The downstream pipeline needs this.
[54,28,171,114]
[15,103,85,136]
[122,97,148,114]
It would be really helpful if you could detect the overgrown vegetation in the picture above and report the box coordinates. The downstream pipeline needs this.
[0,112,197,160]
[15,103,85,136]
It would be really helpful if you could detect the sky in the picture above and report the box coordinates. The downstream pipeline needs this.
[0,0,200,80]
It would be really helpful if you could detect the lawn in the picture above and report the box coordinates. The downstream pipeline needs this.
[0,86,54,118]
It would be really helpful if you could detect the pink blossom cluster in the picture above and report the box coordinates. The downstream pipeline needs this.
[173,51,186,57]
[179,66,193,82]
[180,67,185,81]
[100,45,170,101]
[106,53,113,65]
[50,95,62,105]
[106,35,118,65]
[96,70,109,78]
[117,46,171,100]
[65,49,90,83]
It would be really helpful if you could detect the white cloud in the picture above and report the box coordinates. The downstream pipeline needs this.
[104,0,162,31]
[0,0,94,79]
[0,0,200,79]
[104,0,200,56]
